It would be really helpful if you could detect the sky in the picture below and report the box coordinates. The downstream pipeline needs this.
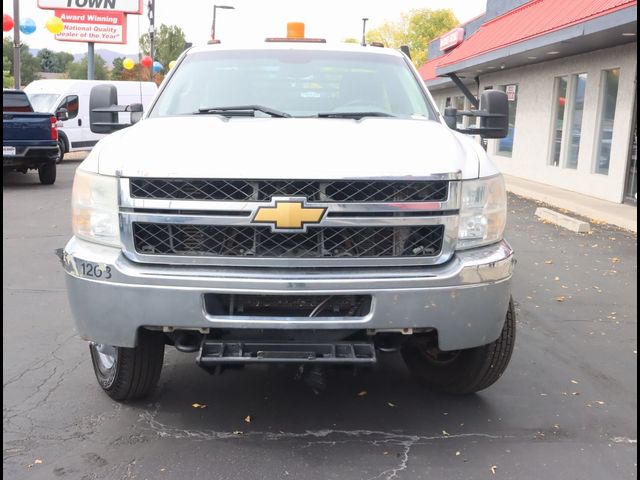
[3,0,486,57]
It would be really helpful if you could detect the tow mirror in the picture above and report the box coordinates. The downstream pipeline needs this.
[441,90,509,139]
[478,90,509,139]
[55,107,69,121]
[89,85,143,134]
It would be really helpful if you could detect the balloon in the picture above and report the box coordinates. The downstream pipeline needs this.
[152,61,163,73]
[168,60,176,70]
[122,58,135,70]
[45,16,64,35]
[19,18,36,35]
[3,14,14,32]
[140,55,153,68]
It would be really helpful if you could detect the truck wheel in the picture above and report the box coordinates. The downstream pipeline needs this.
[38,163,56,185]
[55,139,65,164]
[401,298,515,394]
[89,329,165,401]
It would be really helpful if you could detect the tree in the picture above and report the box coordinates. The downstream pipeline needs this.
[38,48,61,73]
[55,51,74,73]
[3,36,41,85]
[111,56,124,80]
[366,9,458,67]
[65,54,108,80]
[139,24,187,72]
[3,55,13,88]
[343,37,359,44]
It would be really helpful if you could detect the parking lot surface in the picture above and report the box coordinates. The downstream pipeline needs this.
[3,159,637,480]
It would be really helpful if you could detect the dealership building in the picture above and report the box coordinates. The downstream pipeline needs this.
[420,0,637,205]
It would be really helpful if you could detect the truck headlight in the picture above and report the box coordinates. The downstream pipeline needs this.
[457,175,507,250]
[72,169,120,247]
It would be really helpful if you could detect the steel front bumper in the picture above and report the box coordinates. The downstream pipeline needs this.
[62,238,515,350]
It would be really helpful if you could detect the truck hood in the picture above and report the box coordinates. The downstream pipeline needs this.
[94,116,481,179]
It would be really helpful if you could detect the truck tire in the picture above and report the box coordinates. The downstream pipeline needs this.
[55,138,65,164]
[89,329,165,401]
[401,298,515,394]
[38,163,56,185]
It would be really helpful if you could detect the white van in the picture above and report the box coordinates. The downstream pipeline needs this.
[24,79,157,162]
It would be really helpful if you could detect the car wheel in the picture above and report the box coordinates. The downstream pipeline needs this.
[89,329,165,401]
[401,297,516,394]
[38,163,56,185]
[55,139,65,164]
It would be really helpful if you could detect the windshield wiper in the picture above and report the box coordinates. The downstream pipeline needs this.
[315,112,396,119]
[196,105,291,118]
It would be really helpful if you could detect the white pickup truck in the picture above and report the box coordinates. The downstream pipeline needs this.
[62,33,516,400]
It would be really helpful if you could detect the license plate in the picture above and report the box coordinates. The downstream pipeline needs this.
[3,146,16,156]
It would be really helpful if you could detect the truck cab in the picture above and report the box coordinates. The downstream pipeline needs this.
[62,32,515,400]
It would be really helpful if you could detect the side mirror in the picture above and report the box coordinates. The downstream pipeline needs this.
[443,107,457,130]
[127,103,143,124]
[478,90,509,139]
[89,85,141,134]
[56,108,69,121]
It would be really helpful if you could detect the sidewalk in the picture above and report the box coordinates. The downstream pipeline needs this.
[504,175,637,233]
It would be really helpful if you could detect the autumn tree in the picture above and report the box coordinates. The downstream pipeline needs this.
[366,9,458,67]
[139,24,187,72]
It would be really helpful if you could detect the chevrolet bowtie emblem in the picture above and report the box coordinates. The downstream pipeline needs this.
[252,198,327,232]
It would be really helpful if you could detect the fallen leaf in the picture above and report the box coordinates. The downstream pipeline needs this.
[611,257,621,263]
[572,392,581,396]
[571,380,579,384]
[233,431,244,435]
[387,402,396,408]
[491,465,498,475]
[596,401,606,405]
[34,459,43,465]
[455,451,461,456]
[555,296,566,302]
[357,390,368,397]
[383,451,389,455]
[442,430,450,436]
[191,403,207,409]
[544,260,553,264]
[244,415,252,423]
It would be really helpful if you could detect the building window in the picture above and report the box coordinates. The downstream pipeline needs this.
[550,76,568,166]
[444,95,467,128]
[550,74,588,169]
[567,74,587,169]
[497,84,518,157]
[595,68,620,175]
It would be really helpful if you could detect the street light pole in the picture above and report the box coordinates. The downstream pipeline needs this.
[361,18,369,46]
[211,5,235,42]
[13,0,21,89]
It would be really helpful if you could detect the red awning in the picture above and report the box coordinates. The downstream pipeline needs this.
[421,0,636,80]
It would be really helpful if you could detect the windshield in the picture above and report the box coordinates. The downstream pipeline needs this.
[149,49,436,119]
[27,93,60,113]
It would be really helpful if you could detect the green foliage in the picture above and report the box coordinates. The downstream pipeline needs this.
[65,54,108,80]
[3,36,41,86]
[366,9,458,67]
[3,55,13,88]
[343,37,359,44]
[111,56,124,80]
[139,24,187,71]
[37,48,61,73]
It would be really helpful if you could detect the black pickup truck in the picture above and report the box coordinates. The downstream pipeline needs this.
[3,89,63,185]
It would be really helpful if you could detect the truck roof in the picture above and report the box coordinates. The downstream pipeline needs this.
[187,41,407,59]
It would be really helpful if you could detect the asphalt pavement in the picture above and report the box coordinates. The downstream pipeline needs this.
[3,158,637,480]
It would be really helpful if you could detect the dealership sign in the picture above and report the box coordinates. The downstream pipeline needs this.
[38,0,142,14]
[439,28,464,52]
[54,9,126,43]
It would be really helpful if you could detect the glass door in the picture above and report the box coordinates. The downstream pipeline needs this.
[624,94,637,205]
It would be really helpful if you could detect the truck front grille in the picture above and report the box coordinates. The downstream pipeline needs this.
[133,223,444,258]
[129,178,449,203]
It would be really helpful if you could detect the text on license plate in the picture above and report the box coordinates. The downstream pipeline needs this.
[3,146,16,156]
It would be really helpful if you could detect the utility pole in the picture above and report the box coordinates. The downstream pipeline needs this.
[12,0,21,89]
[87,42,94,79]
[148,0,155,80]
[361,18,369,47]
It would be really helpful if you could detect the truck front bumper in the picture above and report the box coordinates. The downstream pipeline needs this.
[62,238,515,351]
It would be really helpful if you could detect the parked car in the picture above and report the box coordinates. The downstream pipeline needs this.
[24,79,157,163]
[3,89,61,184]
[61,32,515,400]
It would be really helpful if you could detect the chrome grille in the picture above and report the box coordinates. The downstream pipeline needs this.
[133,223,445,258]
[129,178,449,203]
